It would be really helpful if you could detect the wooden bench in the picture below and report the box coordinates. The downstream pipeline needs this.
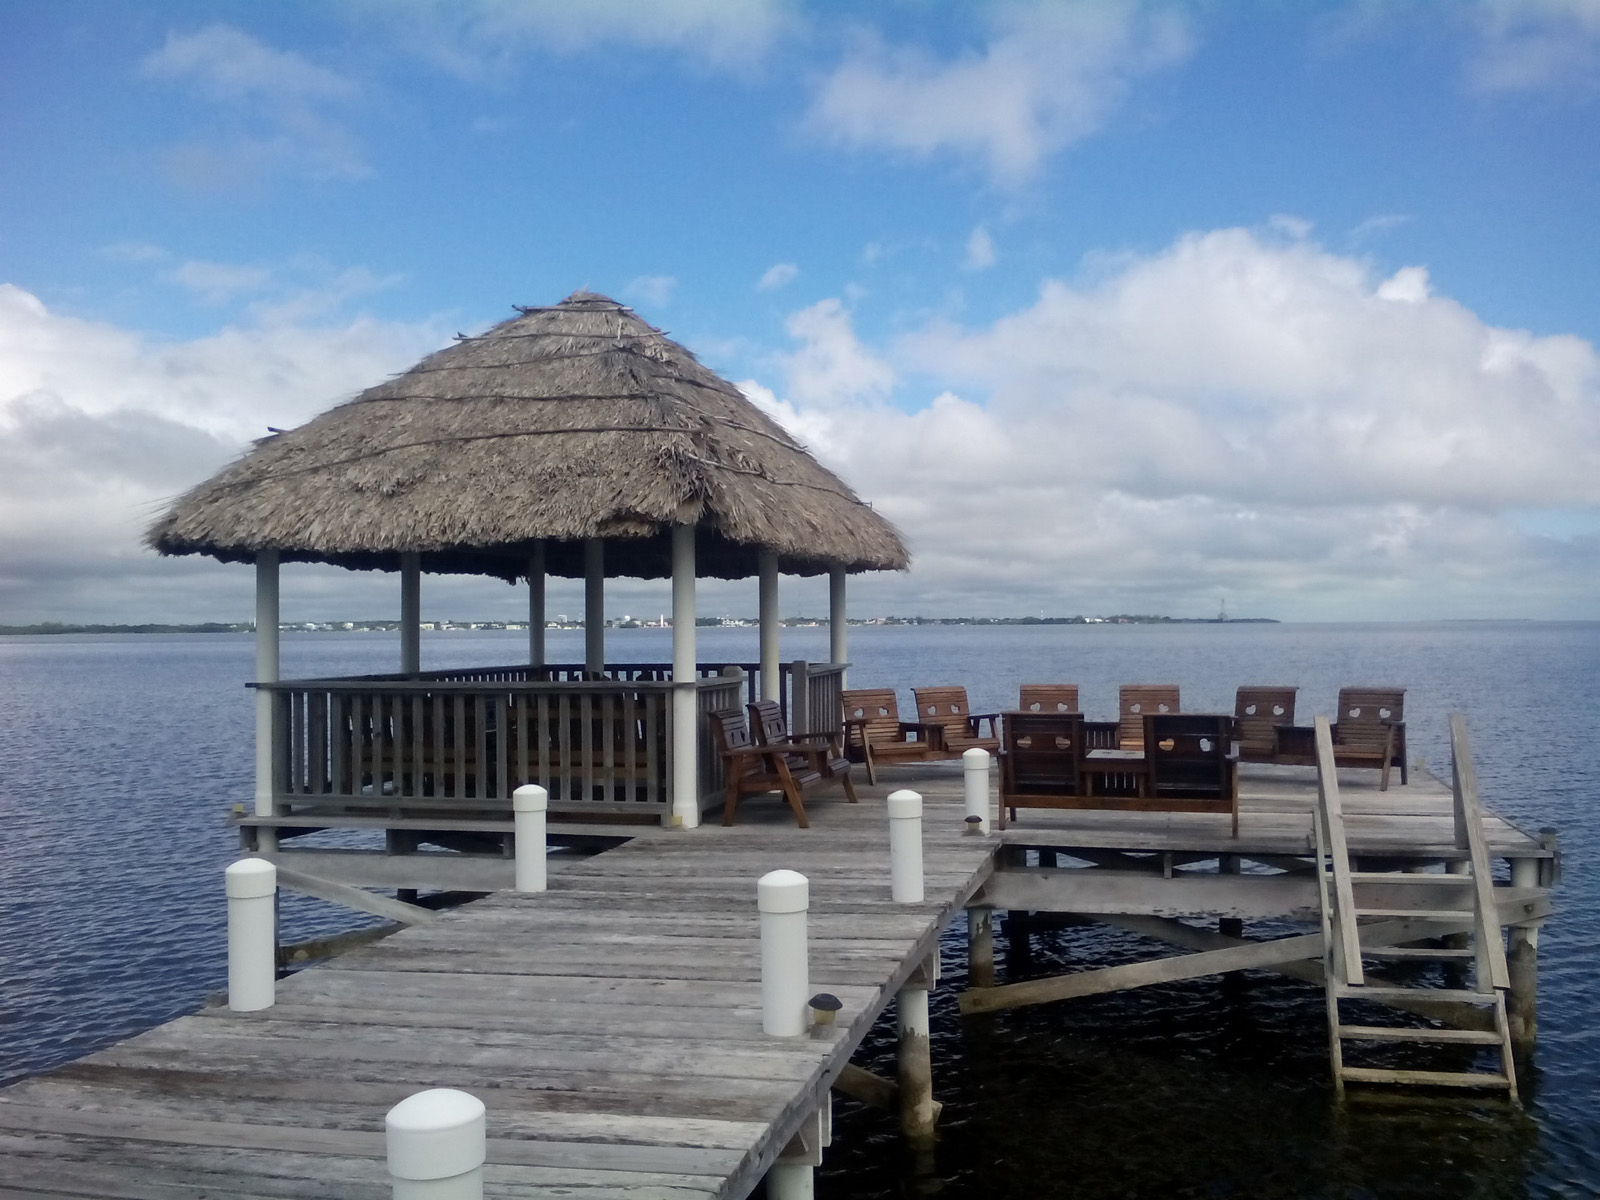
[748,700,858,806]
[710,706,850,828]
[911,686,1001,754]
[841,688,947,785]
[1235,686,1297,763]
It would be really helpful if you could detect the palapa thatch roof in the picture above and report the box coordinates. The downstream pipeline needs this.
[147,292,909,581]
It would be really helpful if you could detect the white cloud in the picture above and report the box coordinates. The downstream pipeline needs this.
[381,0,795,78]
[804,1,1193,184]
[964,224,997,270]
[623,275,678,309]
[1468,0,1600,92]
[140,25,367,185]
[0,285,443,621]
[778,299,895,409]
[745,228,1600,618]
[140,24,356,103]
[165,260,275,304]
[758,262,800,292]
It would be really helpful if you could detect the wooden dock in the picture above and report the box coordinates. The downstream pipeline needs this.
[0,761,1555,1196]
[0,769,991,1200]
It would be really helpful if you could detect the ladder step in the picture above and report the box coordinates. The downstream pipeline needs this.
[1349,872,1473,885]
[1363,946,1476,961]
[1334,985,1499,1005]
[1354,908,1477,920]
[1337,1024,1504,1045]
[1340,1066,1513,1090]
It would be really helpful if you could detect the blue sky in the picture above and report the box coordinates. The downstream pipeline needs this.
[4,0,1600,623]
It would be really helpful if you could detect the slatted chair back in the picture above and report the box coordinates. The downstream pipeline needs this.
[841,688,907,750]
[1018,684,1080,713]
[912,685,1000,753]
[708,706,753,756]
[1145,712,1239,834]
[1234,686,1297,762]
[747,698,792,753]
[1333,688,1404,753]
[1002,711,1086,794]
[1119,685,1179,751]
[998,711,1086,830]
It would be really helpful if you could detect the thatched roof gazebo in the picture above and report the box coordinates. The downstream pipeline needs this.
[148,291,908,833]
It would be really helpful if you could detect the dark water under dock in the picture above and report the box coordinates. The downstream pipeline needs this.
[2,621,1596,1196]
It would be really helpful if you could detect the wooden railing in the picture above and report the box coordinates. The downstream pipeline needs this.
[260,674,747,819]
[255,662,852,822]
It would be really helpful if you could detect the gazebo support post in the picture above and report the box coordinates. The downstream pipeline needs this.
[528,543,545,668]
[759,551,780,703]
[585,539,605,675]
[399,552,421,676]
[254,550,280,852]
[829,567,847,676]
[671,524,699,829]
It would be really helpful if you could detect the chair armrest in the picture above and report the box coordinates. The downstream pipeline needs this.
[968,712,1001,737]
[900,721,948,749]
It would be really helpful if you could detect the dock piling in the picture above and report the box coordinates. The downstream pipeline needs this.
[512,784,548,893]
[897,978,936,1145]
[385,1088,485,1200]
[759,870,811,1037]
[967,906,996,988]
[1508,855,1542,1059]
[963,747,991,833]
[888,789,925,903]
[225,857,276,1012]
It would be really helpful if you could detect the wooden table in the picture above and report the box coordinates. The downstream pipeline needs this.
[1084,747,1149,798]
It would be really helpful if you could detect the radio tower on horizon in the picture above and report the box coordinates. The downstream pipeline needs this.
[1217,595,1229,622]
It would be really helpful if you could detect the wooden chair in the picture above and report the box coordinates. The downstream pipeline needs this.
[708,707,821,828]
[1331,687,1407,790]
[1118,685,1179,751]
[748,699,858,806]
[911,686,1001,756]
[840,689,947,785]
[997,711,1086,829]
[1018,685,1079,713]
[1234,686,1296,763]
[1144,713,1239,835]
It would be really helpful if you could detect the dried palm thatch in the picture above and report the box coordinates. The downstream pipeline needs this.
[147,292,909,581]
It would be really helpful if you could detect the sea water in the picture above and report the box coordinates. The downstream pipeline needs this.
[1,622,1595,1196]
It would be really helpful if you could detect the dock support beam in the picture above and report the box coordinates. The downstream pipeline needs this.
[897,976,936,1145]
[1218,854,1243,940]
[585,539,605,675]
[829,567,847,682]
[759,550,780,703]
[253,550,279,851]
[671,523,699,829]
[527,542,545,667]
[1507,855,1542,1060]
[400,552,421,675]
[967,906,995,988]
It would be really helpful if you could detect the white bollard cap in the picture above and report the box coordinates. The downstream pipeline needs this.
[513,784,548,813]
[386,1088,486,1181]
[963,747,991,766]
[224,857,276,899]
[758,869,809,914]
[887,789,923,820]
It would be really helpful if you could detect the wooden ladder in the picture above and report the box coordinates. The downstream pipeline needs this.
[1312,713,1518,1099]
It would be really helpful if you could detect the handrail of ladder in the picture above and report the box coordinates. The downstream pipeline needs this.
[1314,715,1365,987]
[1449,713,1512,991]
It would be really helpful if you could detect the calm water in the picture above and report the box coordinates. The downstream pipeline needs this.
[1,622,1596,1197]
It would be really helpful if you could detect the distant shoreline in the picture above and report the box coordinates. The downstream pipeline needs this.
[1,615,1279,636]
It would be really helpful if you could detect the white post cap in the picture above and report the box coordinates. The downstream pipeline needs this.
[887,789,923,820]
[513,784,548,813]
[386,1088,487,1181]
[758,869,810,914]
[224,857,276,899]
[963,747,991,766]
